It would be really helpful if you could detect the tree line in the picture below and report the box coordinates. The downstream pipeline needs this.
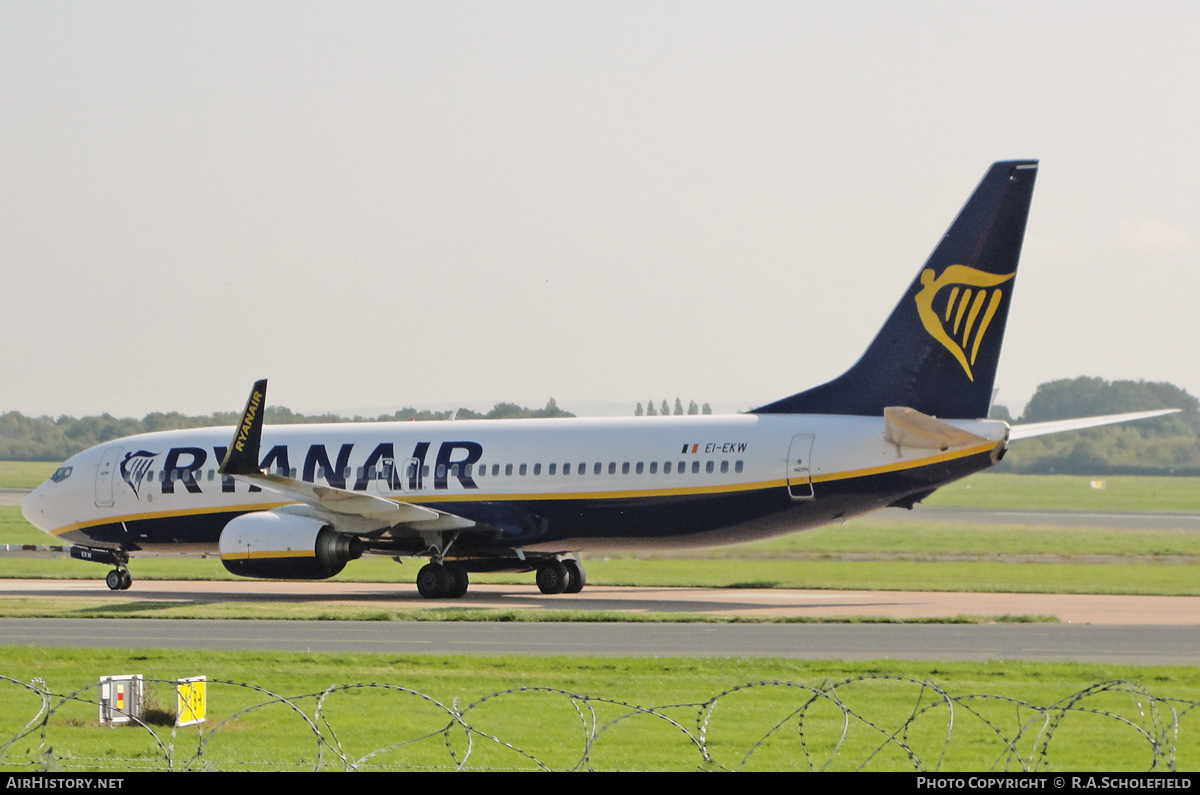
[0,399,574,462]
[635,399,712,416]
[990,377,1200,475]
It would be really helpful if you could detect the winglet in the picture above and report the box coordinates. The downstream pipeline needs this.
[219,379,268,476]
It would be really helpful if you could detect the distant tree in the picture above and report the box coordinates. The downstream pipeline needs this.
[702,403,712,415]
[1021,377,1199,430]
[661,400,670,416]
[674,398,684,416]
[646,400,657,416]
[997,377,1200,475]
[635,403,644,416]
[687,400,699,415]
[989,404,1013,423]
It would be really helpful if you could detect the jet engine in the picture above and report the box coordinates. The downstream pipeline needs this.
[218,511,363,579]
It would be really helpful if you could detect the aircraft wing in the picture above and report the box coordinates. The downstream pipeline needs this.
[218,380,463,534]
[1008,409,1180,441]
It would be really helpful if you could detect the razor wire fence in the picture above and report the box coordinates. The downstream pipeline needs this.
[1,674,1198,772]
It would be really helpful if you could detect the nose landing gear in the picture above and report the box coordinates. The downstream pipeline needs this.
[66,545,132,591]
[105,568,132,591]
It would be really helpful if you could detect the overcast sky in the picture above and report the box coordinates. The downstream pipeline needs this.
[2,2,1198,419]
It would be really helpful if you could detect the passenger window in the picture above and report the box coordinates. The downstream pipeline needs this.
[692,461,700,474]
[579,463,586,475]
[563,463,571,475]
[534,463,542,476]
[450,464,459,477]
[594,462,602,475]
[549,463,557,475]
[736,460,744,473]
[608,462,616,475]
[706,461,714,473]
[664,462,671,474]
[649,461,657,474]
[436,465,446,479]
[492,464,499,476]
[636,462,643,474]
[519,464,527,476]
[720,460,729,473]
[505,464,513,476]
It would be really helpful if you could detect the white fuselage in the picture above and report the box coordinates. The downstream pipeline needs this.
[22,412,1009,554]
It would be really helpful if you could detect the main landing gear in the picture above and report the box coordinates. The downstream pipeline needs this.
[535,559,585,595]
[415,562,469,599]
[412,558,587,599]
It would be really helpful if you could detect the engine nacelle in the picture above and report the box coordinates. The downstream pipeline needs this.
[219,511,363,580]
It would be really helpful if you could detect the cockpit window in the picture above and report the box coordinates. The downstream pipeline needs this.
[50,466,73,483]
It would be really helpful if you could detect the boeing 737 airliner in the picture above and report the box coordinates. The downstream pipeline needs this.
[19,161,1176,597]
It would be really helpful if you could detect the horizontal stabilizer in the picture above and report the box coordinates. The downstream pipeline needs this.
[883,406,990,450]
[1008,409,1180,440]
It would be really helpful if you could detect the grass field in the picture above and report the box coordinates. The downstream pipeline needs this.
[4,467,1200,771]
[1,647,1197,772]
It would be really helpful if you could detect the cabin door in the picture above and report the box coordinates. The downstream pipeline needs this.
[786,434,815,500]
[95,446,122,508]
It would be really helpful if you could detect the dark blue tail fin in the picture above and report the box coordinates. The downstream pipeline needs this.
[752,160,1038,420]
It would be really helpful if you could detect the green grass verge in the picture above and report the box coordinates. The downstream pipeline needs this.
[1,647,1197,772]
[0,596,1055,624]
[0,461,54,490]
[927,473,1200,513]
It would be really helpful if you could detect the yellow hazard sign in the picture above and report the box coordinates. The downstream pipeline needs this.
[176,677,206,727]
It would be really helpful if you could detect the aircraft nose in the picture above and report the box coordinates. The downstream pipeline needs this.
[21,483,52,534]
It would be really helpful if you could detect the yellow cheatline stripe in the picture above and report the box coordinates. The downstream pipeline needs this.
[49,501,293,537]
[220,549,314,561]
[50,442,998,535]
[395,479,784,504]
[810,441,997,483]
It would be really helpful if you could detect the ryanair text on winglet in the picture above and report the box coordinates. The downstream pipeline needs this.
[234,390,262,453]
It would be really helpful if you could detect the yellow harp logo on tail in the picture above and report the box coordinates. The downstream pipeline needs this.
[915,265,1015,382]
